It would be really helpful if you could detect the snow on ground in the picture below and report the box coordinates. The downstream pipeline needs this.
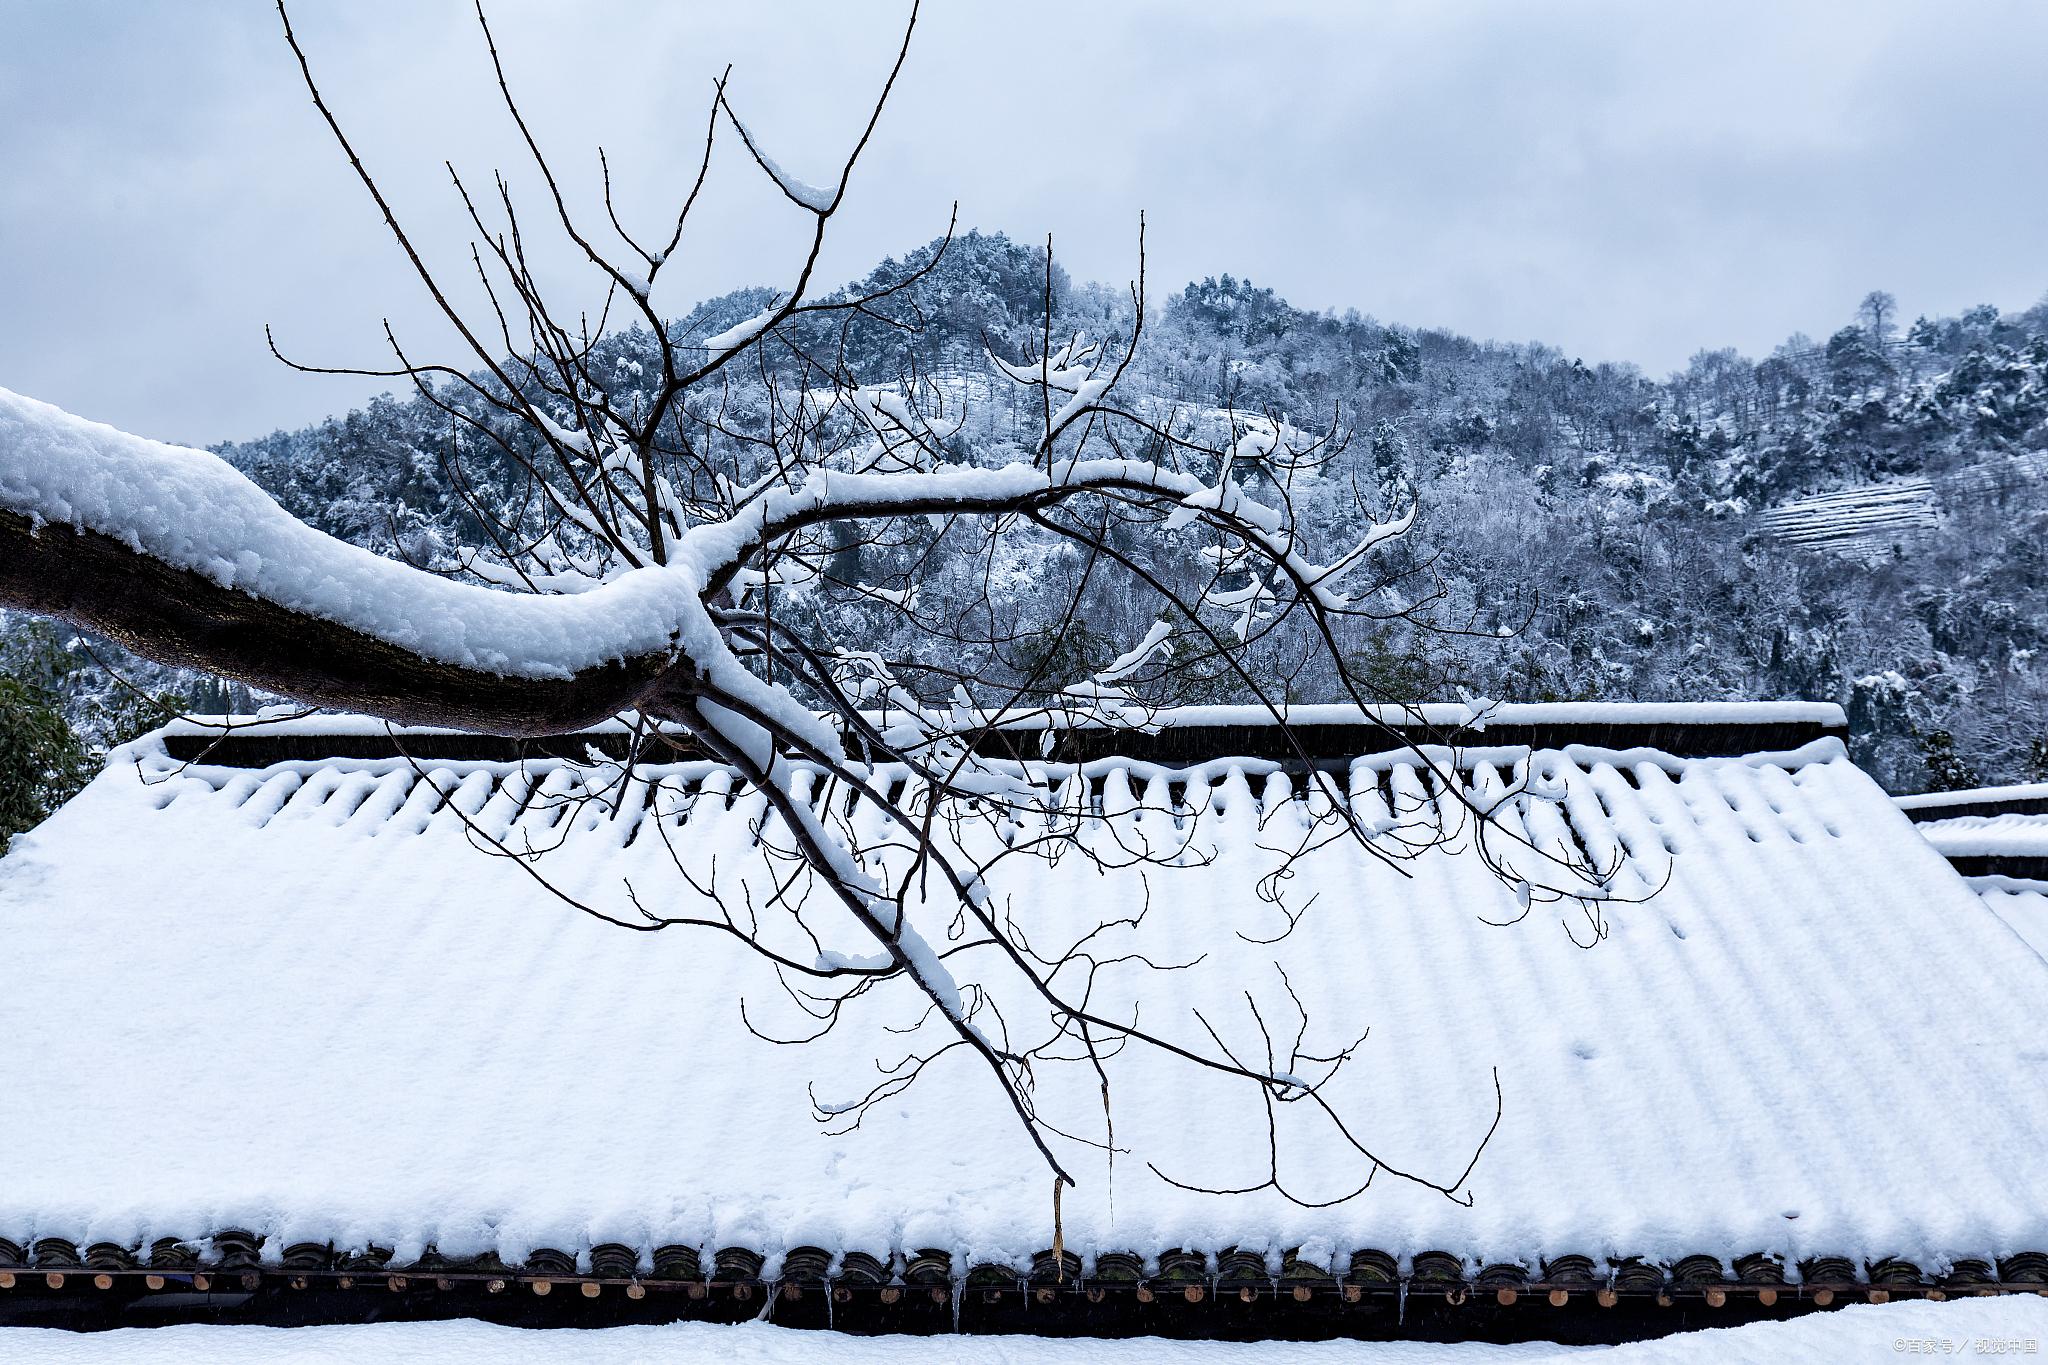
[4,1298,2046,1363]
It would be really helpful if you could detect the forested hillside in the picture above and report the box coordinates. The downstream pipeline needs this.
[6,230,2044,825]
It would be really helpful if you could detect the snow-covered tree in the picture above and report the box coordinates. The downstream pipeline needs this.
[0,3,1619,1220]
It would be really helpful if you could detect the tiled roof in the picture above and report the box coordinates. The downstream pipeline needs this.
[2,710,2044,1295]
[1906,799,2048,879]
[1975,881,2048,963]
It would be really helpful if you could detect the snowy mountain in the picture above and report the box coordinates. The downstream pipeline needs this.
[5,232,2045,809]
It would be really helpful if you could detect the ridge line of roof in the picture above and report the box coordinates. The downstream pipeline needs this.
[137,703,1850,771]
[150,700,1849,743]
[1896,782,2048,820]
[126,736,1852,783]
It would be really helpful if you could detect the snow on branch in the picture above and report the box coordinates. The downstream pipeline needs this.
[1092,619,1175,685]
[696,299,786,362]
[0,386,695,683]
[0,0,1638,1224]
[720,103,840,213]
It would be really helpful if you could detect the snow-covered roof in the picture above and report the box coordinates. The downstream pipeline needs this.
[1899,783,2048,887]
[1895,781,2048,817]
[153,699,1850,744]
[1921,814,2048,863]
[1894,786,2048,967]
[3,711,2045,1291]
[1975,880,2048,963]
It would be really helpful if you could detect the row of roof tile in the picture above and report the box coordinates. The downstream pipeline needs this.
[3,1235,2043,1291]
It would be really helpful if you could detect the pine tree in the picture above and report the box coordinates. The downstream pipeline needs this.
[1918,730,1981,793]
[0,673,87,843]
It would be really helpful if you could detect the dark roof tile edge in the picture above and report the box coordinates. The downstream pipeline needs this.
[158,715,1850,769]
[2,1235,2041,1293]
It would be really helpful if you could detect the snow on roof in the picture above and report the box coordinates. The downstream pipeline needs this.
[1900,786,2048,886]
[147,701,1849,771]
[1974,880,2048,963]
[2,719,2044,1282]
[149,700,1848,745]
[1897,782,2048,816]
[897,701,1850,732]
[1920,814,2048,861]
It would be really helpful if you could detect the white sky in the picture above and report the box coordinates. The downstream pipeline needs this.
[3,0,2045,445]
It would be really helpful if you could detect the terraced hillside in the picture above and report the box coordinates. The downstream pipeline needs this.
[1754,453,2048,560]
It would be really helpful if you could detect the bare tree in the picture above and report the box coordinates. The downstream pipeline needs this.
[1859,289,1898,347]
[0,2,1618,1221]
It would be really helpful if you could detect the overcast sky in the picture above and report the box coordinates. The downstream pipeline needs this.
[3,1,2045,446]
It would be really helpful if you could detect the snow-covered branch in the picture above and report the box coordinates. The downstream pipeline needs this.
[0,1,1629,1223]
